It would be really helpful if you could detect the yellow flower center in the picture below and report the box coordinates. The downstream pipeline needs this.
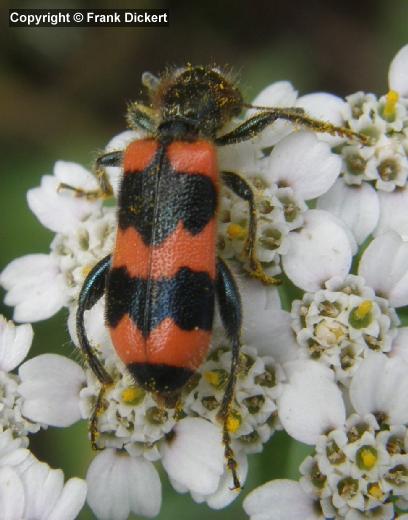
[226,411,242,433]
[82,265,92,277]
[356,445,378,470]
[355,300,373,319]
[383,90,399,119]
[368,482,384,500]
[121,386,145,405]
[204,369,228,389]
[227,223,247,239]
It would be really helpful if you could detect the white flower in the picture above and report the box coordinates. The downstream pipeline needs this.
[291,273,400,381]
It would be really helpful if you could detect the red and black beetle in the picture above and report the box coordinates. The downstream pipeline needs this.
[64,66,362,489]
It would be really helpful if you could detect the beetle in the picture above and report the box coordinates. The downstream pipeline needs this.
[61,65,364,490]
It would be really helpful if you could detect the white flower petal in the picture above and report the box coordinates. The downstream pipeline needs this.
[350,353,408,424]
[279,360,345,444]
[244,309,299,363]
[282,210,353,291]
[264,132,341,200]
[238,271,281,312]
[297,92,346,125]
[1,451,32,473]
[1,254,66,322]
[375,189,408,240]
[162,417,224,495]
[104,130,143,196]
[358,231,408,307]
[28,162,100,233]
[244,479,318,520]
[18,354,85,427]
[217,138,261,176]
[252,81,298,108]
[68,299,112,352]
[197,452,248,509]
[0,430,25,461]
[47,478,87,520]
[317,180,380,245]
[105,130,143,152]
[388,44,408,97]
[297,92,348,146]
[0,466,25,520]
[236,272,297,360]
[21,460,62,518]
[245,81,299,149]
[14,453,87,520]
[87,450,161,520]
[0,317,33,372]
[390,327,408,363]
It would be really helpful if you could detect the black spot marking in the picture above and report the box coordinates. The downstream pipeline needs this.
[118,145,217,246]
[127,362,194,392]
[106,266,215,336]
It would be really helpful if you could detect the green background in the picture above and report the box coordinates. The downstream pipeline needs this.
[1,1,408,518]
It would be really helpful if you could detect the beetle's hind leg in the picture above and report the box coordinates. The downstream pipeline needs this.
[222,171,280,286]
[58,151,122,200]
[77,254,113,449]
[215,257,243,490]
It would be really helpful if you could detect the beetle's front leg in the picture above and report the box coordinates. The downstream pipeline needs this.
[215,108,368,146]
[58,151,122,200]
[222,170,280,285]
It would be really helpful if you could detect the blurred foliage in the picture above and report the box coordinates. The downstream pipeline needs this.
[1,1,407,518]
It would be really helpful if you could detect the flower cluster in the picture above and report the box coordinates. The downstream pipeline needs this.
[1,44,408,520]
[0,317,87,519]
[242,44,408,520]
[291,272,400,382]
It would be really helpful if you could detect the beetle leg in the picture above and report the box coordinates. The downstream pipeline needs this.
[89,384,111,450]
[77,254,113,448]
[222,170,280,285]
[215,108,368,146]
[58,151,122,200]
[216,257,242,491]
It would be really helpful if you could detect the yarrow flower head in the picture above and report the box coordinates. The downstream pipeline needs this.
[2,47,408,520]
[245,354,408,519]
[290,232,406,382]
[0,316,87,518]
[316,44,408,244]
